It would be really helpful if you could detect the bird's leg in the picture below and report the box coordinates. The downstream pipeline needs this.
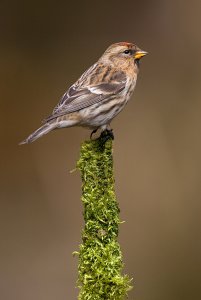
[90,129,98,139]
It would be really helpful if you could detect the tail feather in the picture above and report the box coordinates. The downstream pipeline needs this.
[19,123,57,145]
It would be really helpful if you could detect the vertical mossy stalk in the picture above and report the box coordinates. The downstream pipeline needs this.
[77,138,132,300]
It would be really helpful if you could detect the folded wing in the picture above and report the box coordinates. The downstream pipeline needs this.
[44,67,127,123]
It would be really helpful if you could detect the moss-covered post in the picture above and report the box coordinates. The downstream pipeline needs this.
[76,136,132,300]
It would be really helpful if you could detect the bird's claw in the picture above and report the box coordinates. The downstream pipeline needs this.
[90,129,98,139]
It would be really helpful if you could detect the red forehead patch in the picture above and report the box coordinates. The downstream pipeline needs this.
[117,42,133,47]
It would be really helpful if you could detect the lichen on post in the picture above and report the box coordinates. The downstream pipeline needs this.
[76,137,132,299]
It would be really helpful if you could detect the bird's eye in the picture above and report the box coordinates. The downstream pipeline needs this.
[124,49,130,54]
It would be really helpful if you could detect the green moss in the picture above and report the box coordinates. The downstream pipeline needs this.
[76,137,132,300]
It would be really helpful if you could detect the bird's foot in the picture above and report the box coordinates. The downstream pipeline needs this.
[99,129,114,143]
[90,129,114,150]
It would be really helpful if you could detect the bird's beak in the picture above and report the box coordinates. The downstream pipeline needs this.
[134,50,148,60]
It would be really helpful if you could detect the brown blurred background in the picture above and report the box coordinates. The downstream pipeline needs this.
[1,0,201,299]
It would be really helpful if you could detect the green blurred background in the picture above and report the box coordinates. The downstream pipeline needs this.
[1,0,201,299]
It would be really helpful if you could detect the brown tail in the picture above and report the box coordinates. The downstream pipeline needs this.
[19,123,57,145]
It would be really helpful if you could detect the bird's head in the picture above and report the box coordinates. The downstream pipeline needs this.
[100,42,147,68]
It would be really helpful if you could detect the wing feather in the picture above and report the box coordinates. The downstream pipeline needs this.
[44,65,127,123]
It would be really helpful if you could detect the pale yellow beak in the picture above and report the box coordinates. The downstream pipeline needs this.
[134,50,148,60]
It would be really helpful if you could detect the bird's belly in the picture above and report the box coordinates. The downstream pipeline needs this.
[79,96,130,128]
[77,79,136,129]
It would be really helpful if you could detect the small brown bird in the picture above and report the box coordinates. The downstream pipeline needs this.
[20,42,147,144]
